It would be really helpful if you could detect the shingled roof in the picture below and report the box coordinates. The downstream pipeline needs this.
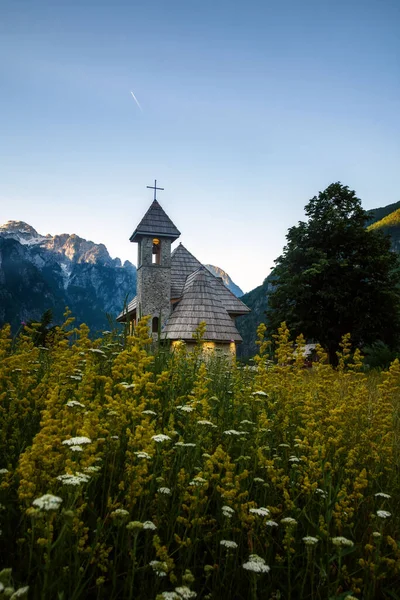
[162,267,243,342]
[130,200,181,242]
[171,243,203,298]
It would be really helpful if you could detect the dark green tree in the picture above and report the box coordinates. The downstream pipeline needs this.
[267,182,400,364]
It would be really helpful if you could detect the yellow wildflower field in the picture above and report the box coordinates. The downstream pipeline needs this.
[0,317,399,599]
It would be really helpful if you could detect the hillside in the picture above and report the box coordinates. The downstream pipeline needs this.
[205,264,244,296]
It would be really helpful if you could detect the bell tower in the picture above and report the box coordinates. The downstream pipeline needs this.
[130,182,180,334]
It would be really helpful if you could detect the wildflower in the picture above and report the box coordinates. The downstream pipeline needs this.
[315,488,328,498]
[375,493,391,499]
[158,487,171,495]
[220,540,238,549]
[68,375,82,381]
[254,477,265,483]
[240,419,254,425]
[66,400,85,408]
[62,437,92,446]
[32,494,63,512]
[372,531,382,538]
[174,586,197,599]
[175,442,196,447]
[189,477,207,487]
[107,410,118,416]
[250,507,270,517]
[111,509,129,520]
[266,520,279,527]
[121,383,135,389]
[57,472,90,486]
[252,391,268,396]
[331,537,354,547]
[222,505,235,518]
[177,405,194,413]
[134,452,152,459]
[197,420,215,426]
[142,410,157,416]
[150,560,168,576]
[143,520,157,530]
[111,435,119,440]
[152,434,171,443]
[376,510,391,519]
[70,445,83,452]
[160,593,180,600]
[223,430,247,436]
[281,518,297,526]
[84,465,101,473]
[0,469,9,475]
[289,456,300,463]
[303,536,319,546]
[242,554,270,573]
[88,348,105,355]
[279,443,290,448]
[126,521,143,532]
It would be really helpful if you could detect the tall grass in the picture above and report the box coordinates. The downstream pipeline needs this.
[0,318,400,599]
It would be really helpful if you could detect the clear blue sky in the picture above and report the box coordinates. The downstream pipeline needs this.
[1,0,399,292]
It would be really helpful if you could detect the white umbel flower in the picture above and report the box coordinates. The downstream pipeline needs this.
[303,536,319,546]
[249,507,270,517]
[32,494,63,511]
[62,437,91,446]
[158,487,171,495]
[242,554,270,573]
[331,536,354,547]
[152,434,171,443]
[149,560,168,576]
[174,586,197,599]
[57,472,90,486]
[375,492,391,499]
[281,517,297,526]
[222,505,235,518]
[220,540,238,549]
[134,451,152,459]
[66,400,85,408]
[143,520,157,530]
[377,510,391,519]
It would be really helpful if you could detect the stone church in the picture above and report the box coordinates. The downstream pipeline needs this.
[117,194,250,353]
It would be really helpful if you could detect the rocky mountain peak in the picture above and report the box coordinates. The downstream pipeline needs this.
[0,221,43,243]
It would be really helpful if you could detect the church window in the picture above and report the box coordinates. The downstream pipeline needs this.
[152,316,159,333]
[152,238,161,264]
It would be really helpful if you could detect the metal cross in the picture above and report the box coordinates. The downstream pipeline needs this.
[147,179,164,201]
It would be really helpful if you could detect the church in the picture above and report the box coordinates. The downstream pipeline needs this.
[117,186,250,353]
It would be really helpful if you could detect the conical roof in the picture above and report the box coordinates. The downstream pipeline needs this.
[171,243,203,298]
[130,200,181,242]
[163,267,243,342]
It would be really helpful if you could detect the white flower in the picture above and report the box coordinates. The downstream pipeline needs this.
[281,517,297,526]
[197,420,215,426]
[142,410,157,416]
[174,586,197,599]
[177,405,194,413]
[143,520,157,530]
[66,400,85,408]
[254,477,265,483]
[175,442,196,447]
[315,488,328,498]
[189,477,207,487]
[289,456,300,463]
[62,437,92,446]
[134,451,152,459]
[57,472,90,486]
[10,587,29,599]
[303,536,319,546]
[160,593,180,600]
[220,540,238,549]
[32,494,63,512]
[84,465,101,473]
[279,443,290,448]
[88,348,105,355]
[152,434,171,443]
[111,435,119,440]
[223,430,247,436]
[252,391,268,396]
[240,419,254,425]
[111,509,129,519]
[149,560,168,576]
[375,492,391,499]
[222,505,235,518]
[68,375,82,381]
[242,554,270,573]
[331,536,354,547]
[121,383,135,389]
[70,445,83,452]
[266,520,279,527]
[250,507,270,517]
[0,469,9,475]
[372,531,382,538]
[377,510,391,519]
[158,487,171,495]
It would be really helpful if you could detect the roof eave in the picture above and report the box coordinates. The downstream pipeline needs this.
[130,230,181,242]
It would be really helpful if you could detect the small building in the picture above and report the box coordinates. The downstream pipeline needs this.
[117,197,250,354]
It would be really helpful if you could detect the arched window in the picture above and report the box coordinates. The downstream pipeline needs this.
[152,238,161,264]
[152,316,159,333]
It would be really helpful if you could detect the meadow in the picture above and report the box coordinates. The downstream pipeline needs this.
[0,315,400,600]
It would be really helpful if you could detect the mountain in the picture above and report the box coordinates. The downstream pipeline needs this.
[205,264,244,297]
[0,221,137,333]
[236,200,400,358]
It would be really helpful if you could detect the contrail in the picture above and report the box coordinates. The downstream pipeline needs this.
[130,91,143,112]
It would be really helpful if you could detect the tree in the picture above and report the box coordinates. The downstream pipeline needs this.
[267,182,400,364]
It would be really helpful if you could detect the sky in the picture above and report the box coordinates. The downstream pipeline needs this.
[1,0,399,293]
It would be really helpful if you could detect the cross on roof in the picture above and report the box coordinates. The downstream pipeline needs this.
[147,179,164,201]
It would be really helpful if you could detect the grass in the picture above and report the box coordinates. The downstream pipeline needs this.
[0,317,400,599]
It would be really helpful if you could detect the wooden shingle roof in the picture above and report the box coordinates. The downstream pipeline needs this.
[116,296,137,322]
[162,267,243,342]
[209,276,251,315]
[171,243,203,298]
[130,200,181,242]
